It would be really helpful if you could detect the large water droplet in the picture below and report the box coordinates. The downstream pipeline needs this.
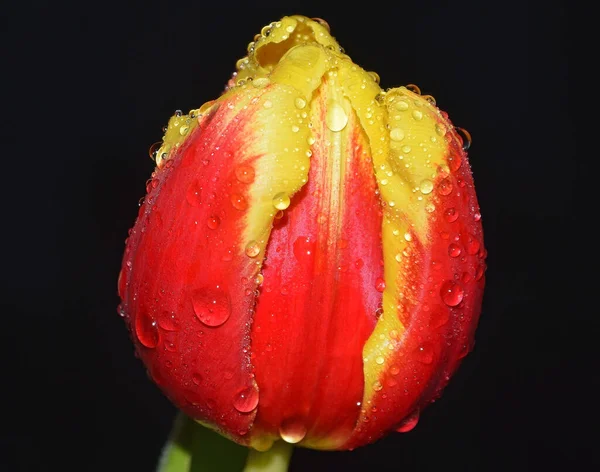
[420,179,434,194]
[233,385,259,413]
[230,194,248,211]
[396,410,420,433]
[148,142,162,161]
[186,181,202,206]
[135,312,159,348]
[390,128,405,141]
[192,288,231,326]
[437,178,453,196]
[464,233,480,255]
[295,97,306,109]
[326,102,348,132]
[207,215,220,230]
[245,240,260,258]
[414,343,434,364]
[448,243,462,258]
[272,192,291,210]
[279,418,307,444]
[375,277,386,292]
[293,236,315,267]
[158,311,180,331]
[235,165,255,184]
[440,280,464,306]
[444,207,459,223]
[455,127,472,151]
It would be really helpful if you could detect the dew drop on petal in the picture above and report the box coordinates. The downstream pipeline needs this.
[207,215,220,229]
[396,410,420,433]
[135,312,159,348]
[230,194,248,211]
[279,418,307,444]
[440,280,464,306]
[375,277,386,292]
[420,179,434,194]
[192,288,231,327]
[245,241,260,258]
[235,165,255,184]
[437,178,453,196]
[390,128,405,141]
[233,385,259,413]
[448,243,462,258]
[326,102,348,132]
[464,233,481,255]
[272,192,291,210]
[414,343,434,364]
[444,207,459,223]
[186,181,202,206]
[158,311,180,331]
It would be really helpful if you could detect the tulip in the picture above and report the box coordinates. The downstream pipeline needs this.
[118,14,486,469]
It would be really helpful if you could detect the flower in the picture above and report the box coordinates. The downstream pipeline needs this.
[117,15,486,453]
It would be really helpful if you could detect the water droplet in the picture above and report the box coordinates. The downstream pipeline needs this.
[192,373,203,385]
[464,233,480,255]
[440,280,464,306]
[395,100,409,111]
[396,410,420,432]
[263,100,273,109]
[373,380,383,391]
[375,277,386,292]
[437,178,453,196]
[312,17,331,32]
[475,264,486,281]
[368,71,381,84]
[149,142,162,160]
[233,385,259,413]
[455,127,472,151]
[293,236,315,267]
[423,94,436,105]
[444,207,459,223]
[235,165,255,184]
[179,125,189,136]
[447,152,462,172]
[272,192,290,210]
[412,110,423,121]
[252,77,270,88]
[448,243,462,258]
[192,288,231,326]
[402,145,412,153]
[207,215,220,229]
[474,212,482,222]
[295,97,306,109]
[414,343,434,364]
[390,128,405,141]
[279,418,307,444]
[230,194,248,211]
[420,179,434,194]
[406,84,421,94]
[326,102,348,132]
[376,356,385,365]
[158,311,180,331]
[135,312,159,348]
[390,365,400,376]
[186,181,202,206]
[245,241,260,258]
[435,123,447,136]
[404,232,412,242]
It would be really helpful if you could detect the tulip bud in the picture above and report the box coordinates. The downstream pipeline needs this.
[118,15,486,452]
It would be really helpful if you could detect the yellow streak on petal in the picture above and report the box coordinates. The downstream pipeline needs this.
[339,66,452,408]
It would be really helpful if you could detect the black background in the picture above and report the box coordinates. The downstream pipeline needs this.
[2,1,586,471]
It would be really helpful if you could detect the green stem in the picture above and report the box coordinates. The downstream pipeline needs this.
[242,441,294,472]
[157,412,250,472]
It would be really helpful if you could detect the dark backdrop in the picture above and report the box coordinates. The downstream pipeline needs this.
[2,1,585,471]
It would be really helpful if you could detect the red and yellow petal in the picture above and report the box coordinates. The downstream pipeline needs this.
[249,72,383,451]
